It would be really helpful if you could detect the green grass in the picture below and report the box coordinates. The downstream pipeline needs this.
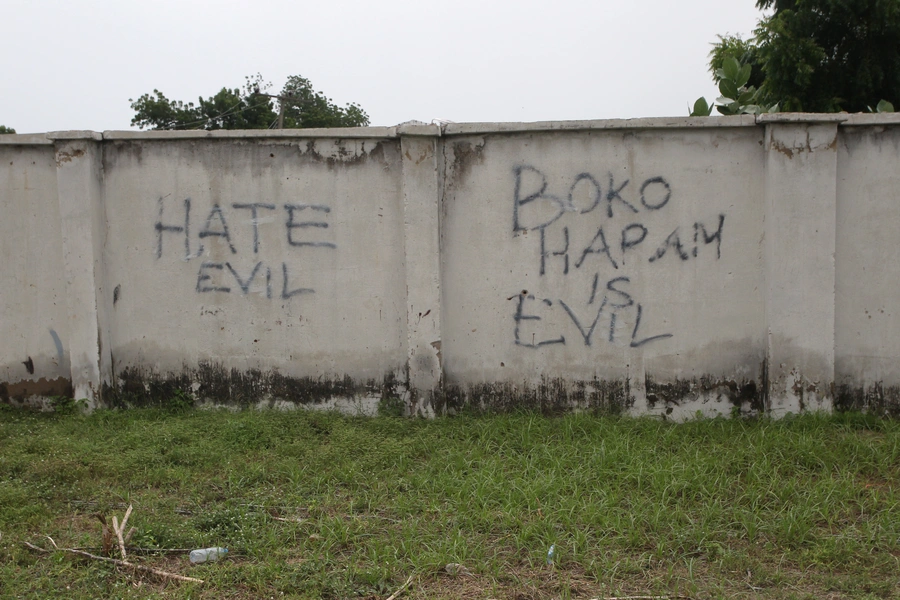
[0,406,898,599]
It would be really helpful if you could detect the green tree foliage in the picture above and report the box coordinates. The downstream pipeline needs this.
[708,35,766,91]
[0,125,15,134]
[278,75,370,129]
[130,74,369,130]
[708,0,900,113]
[690,56,778,116]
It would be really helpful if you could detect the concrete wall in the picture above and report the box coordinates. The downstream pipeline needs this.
[2,114,899,417]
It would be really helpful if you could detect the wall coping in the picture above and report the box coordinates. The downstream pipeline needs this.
[0,133,54,145]
[3,113,900,145]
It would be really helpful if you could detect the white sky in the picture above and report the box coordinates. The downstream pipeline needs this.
[1,0,764,134]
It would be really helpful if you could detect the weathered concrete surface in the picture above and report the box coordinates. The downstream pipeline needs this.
[1,117,899,417]
[399,124,443,417]
[0,141,72,404]
[441,126,765,418]
[53,132,113,407]
[763,122,837,416]
[99,135,408,409]
[834,125,900,416]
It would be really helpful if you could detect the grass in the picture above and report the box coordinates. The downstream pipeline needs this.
[0,405,898,599]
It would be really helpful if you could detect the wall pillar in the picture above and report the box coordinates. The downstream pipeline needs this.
[761,116,840,414]
[51,132,111,407]
[399,124,443,416]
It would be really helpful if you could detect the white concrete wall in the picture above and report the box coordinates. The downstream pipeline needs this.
[0,138,72,404]
[441,123,765,418]
[2,115,899,416]
[835,119,900,414]
[100,131,408,411]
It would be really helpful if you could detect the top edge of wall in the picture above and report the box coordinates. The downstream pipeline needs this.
[0,133,53,145]
[102,126,400,140]
[839,113,900,126]
[441,115,758,134]
[4,113,900,145]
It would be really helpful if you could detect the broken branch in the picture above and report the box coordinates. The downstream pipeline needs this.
[23,542,204,584]
[385,575,413,600]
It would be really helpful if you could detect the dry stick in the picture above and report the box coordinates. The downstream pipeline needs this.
[111,517,121,556]
[384,575,413,600]
[111,516,126,560]
[23,542,204,584]
[68,546,192,554]
[96,514,112,556]
[120,505,133,536]
[117,504,133,559]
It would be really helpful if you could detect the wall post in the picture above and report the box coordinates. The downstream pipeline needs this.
[399,124,443,416]
[51,132,111,407]
[761,116,840,414]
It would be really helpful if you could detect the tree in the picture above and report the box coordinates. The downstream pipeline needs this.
[708,35,766,92]
[704,0,900,113]
[0,125,15,134]
[690,54,778,116]
[278,76,370,129]
[130,74,369,130]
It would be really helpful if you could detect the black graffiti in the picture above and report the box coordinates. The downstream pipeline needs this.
[575,227,618,270]
[514,293,566,348]
[649,215,724,263]
[606,174,638,218]
[196,262,230,293]
[195,260,315,299]
[156,198,337,301]
[588,273,600,304]
[512,165,671,233]
[639,177,671,210]
[605,276,634,309]
[538,216,725,274]
[513,165,566,232]
[694,214,725,259]
[285,204,336,248]
[630,303,673,347]
[225,261,263,294]
[282,262,314,298]
[514,276,672,348]
[155,199,337,258]
[620,223,648,256]
[540,226,569,275]
[198,203,236,254]
[568,173,602,214]
[560,297,607,346]
[512,166,726,276]
[155,197,192,259]
[232,203,276,253]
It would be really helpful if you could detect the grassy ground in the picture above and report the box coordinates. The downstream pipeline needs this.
[0,405,898,599]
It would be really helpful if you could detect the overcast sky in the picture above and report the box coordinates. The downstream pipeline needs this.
[2,0,765,134]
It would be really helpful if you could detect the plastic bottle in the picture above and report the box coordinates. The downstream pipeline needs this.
[546,544,556,565]
[189,547,228,564]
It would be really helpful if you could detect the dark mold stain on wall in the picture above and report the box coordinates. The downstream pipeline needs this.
[101,138,399,174]
[835,383,900,418]
[0,377,74,404]
[645,375,764,415]
[446,139,486,189]
[440,376,634,415]
[298,139,392,170]
[105,363,404,409]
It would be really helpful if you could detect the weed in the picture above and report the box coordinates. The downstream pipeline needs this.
[378,395,406,418]
[0,409,898,598]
